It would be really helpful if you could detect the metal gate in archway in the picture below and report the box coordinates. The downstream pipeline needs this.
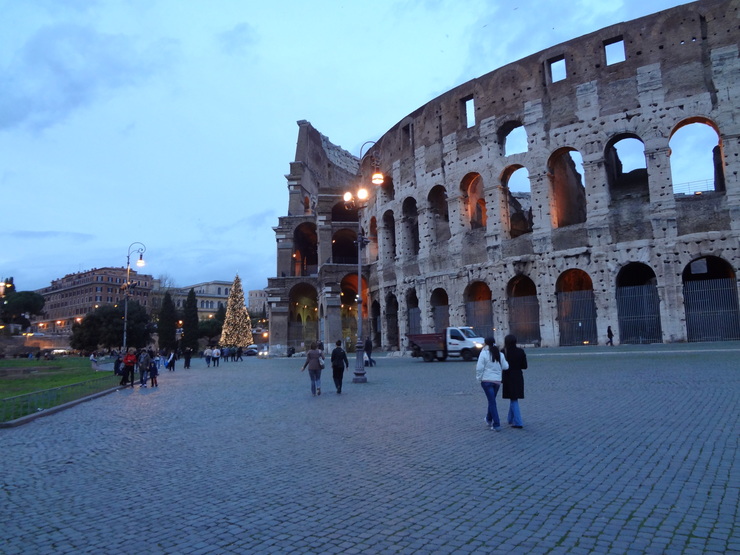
[557,290,597,346]
[465,300,493,338]
[287,321,318,350]
[683,278,740,341]
[616,284,663,344]
[507,295,541,344]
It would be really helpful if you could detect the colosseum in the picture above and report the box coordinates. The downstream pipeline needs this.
[267,0,740,354]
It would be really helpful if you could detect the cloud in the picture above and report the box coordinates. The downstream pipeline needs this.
[216,22,258,56]
[0,23,177,131]
[0,230,95,241]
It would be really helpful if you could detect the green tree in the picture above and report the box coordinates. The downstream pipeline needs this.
[1,290,45,330]
[182,288,199,351]
[158,292,177,352]
[70,302,151,351]
[214,304,226,324]
[198,318,222,344]
[220,274,253,347]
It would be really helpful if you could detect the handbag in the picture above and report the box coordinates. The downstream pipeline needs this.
[319,357,325,369]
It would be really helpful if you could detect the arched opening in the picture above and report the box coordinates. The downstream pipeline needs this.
[371,299,381,348]
[428,185,450,243]
[605,135,649,198]
[503,165,533,237]
[501,122,528,156]
[406,289,421,335]
[682,256,740,341]
[368,217,379,261]
[615,263,663,344]
[292,223,318,277]
[461,173,486,229]
[402,197,420,256]
[670,119,724,195]
[340,273,368,349]
[507,275,541,345]
[332,200,358,222]
[331,228,357,265]
[288,283,319,349]
[464,281,493,338]
[382,210,397,260]
[381,175,395,202]
[556,269,597,346]
[430,288,450,333]
[385,293,399,350]
[548,148,586,228]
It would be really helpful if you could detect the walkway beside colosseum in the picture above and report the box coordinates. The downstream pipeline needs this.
[1,343,738,554]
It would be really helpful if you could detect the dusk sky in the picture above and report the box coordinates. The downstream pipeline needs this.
[1,0,696,294]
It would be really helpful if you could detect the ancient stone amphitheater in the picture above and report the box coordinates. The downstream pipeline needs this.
[267,0,739,352]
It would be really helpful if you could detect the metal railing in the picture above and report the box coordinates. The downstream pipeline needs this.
[1,375,120,423]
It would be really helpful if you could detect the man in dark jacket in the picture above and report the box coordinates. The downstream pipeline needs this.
[364,337,376,367]
[330,340,349,394]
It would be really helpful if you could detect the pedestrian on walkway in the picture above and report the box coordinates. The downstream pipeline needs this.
[183,347,192,369]
[607,326,614,346]
[149,358,159,387]
[301,342,324,396]
[476,337,508,431]
[204,346,213,367]
[330,340,349,394]
[138,349,151,387]
[212,346,221,367]
[166,351,176,371]
[502,334,527,429]
[121,348,137,387]
[364,337,376,366]
[236,346,243,361]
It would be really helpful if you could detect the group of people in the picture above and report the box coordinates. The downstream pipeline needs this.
[115,348,178,388]
[476,334,527,431]
[301,338,362,395]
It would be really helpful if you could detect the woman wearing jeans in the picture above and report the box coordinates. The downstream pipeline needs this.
[476,337,509,431]
[301,342,325,396]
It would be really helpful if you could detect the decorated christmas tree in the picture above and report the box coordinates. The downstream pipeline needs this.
[220,274,253,347]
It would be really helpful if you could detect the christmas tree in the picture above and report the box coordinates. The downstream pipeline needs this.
[220,274,253,347]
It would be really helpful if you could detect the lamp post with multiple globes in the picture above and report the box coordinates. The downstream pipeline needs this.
[122,242,146,353]
[343,141,383,383]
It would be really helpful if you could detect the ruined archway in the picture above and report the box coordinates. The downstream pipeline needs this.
[682,256,740,341]
[292,223,318,277]
[507,275,541,345]
[402,197,420,256]
[385,293,400,350]
[430,288,449,333]
[406,289,421,335]
[548,148,586,228]
[503,165,533,238]
[461,173,486,230]
[381,210,396,260]
[332,228,358,265]
[340,273,368,348]
[615,262,662,344]
[670,118,724,195]
[464,281,493,338]
[288,283,319,349]
[428,185,450,243]
[556,269,597,346]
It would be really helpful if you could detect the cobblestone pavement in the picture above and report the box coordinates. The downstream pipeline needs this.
[1,343,738,554]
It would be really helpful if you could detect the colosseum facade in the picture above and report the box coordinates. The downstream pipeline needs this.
[267,0,740,353]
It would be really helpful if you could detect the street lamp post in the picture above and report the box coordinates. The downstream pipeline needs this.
[344,141,384,383]
[122,242,146,353]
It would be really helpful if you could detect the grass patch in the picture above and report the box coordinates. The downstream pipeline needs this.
[0,357,114,398]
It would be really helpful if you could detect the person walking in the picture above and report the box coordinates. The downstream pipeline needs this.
[607,326,614,346]
[364,337,376,367]
[121,348,137,387]
[138,349,151,387]
[212,346,221,367]
[236,346,243,361]
[476,337,508,431]
[183,347,192,369]
[330,340,349,394]
[166,350,176,372]
[204,346,213,367]
[149,356,159,387]
[301,342,325,396]
[502,334,527,429]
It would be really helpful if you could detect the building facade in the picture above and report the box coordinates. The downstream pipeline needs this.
[150,280,234,321]
[33,267,154,335]
[267,0,740,354]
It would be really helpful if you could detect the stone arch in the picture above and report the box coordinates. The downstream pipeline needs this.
[464,281,493,338]
[385,292,400,350]
[382,210,397,260]
[506,275,541,345]
[293,222,317,277]
[402,197,420,256]
[460,173,486,229]
[502,165,533,238]
[340,273,368,348]
[370,299,381,348]
[332,200,358,223]
[288,283,319,348]
[430,288,450,333]
[615,262,662,344]
[498,120,528,156]
[548,148,586,228]
[332,228,357,265]
[556,269,597,346]
[381,175,395,202]
[605,134,649,199]
[669,118,724,194]
[428,185,450,243]
[682,256,740,341]
[406,288,421,335]
[368,217,379,261]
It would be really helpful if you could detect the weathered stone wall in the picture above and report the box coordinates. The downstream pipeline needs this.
[269,0,740,350]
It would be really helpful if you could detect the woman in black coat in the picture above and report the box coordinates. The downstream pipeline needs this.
[502,334,527,428]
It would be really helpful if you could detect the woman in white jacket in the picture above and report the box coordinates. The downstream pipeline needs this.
[476,337,509,431]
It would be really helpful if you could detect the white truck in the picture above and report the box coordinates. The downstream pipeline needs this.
[407,326,486,362]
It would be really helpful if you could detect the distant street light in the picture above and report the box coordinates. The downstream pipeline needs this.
[122,242,146,353]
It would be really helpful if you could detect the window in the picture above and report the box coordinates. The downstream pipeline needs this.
[462,95,475,128]
[548,56,566,82]
[604,37,626,65]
